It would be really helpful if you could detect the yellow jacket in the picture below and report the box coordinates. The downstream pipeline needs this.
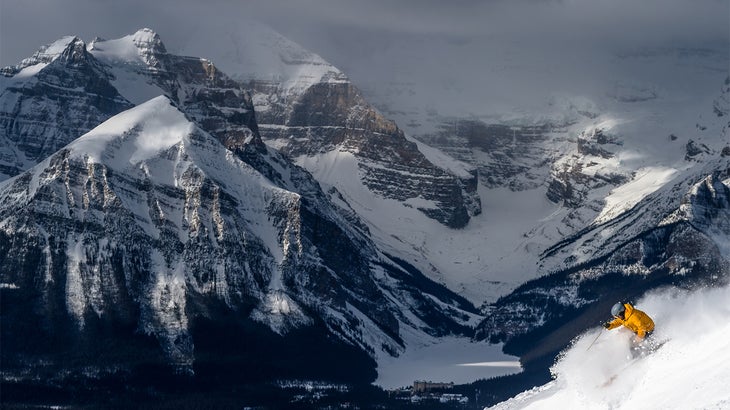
[606,303,655,338]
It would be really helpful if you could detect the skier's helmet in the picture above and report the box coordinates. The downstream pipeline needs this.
[611,302,626,318]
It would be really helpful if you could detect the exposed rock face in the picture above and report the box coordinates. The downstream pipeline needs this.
[712,76,730,118]
[415,119,560,192]
[0,36,133,179]
[685,139,713,161]
[545,128,629,208]
[671,172,730,235]
[89,29,263,153]
[245,78,480,228]
[417,118,631,213]
[576,129,618,159]
[1,99,387,368]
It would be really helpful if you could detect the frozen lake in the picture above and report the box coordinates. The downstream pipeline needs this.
[375,337,521,389]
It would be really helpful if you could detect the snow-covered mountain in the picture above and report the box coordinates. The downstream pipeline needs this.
[353,39,730,304]
[0,30,482,386]
[489,284,730,409]
[176,21,729,310]
[0,36,133,179]
[179,21,481,234]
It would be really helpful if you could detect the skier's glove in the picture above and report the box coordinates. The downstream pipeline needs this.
[602,322,611,329]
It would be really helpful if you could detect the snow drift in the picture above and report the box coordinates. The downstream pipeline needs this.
[489,284,730,410]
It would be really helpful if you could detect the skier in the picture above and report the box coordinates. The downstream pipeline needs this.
[603,302,655,341]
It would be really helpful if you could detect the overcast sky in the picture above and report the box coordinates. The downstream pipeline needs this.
[1,0,728,116]
[2,0,727,66]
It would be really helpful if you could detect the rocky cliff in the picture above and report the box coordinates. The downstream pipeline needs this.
[0,36,133,179]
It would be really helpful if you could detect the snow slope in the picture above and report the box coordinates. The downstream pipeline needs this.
[489,284,730,410]
[87,29,168,105]
[70,95,193,168]
[296,150,553,304]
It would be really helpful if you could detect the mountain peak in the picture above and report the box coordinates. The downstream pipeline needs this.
[132,28,167,56]
[33,36,85,62]
[87,28,167,69]
[179,21,347,92]
[2,36,88,75]
[70,95,191,168]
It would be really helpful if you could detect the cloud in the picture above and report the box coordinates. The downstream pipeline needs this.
[244,0,728,48]
[1,0,727,117]
[2,0,726,67]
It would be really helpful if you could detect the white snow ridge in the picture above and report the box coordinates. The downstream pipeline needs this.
[488,284,730,410]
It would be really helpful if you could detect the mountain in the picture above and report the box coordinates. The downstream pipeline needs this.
[0,30,482,397]
[179,21,481,232]
[0,36,133,180]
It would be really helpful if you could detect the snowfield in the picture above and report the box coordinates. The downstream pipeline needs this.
[488,284,730,410]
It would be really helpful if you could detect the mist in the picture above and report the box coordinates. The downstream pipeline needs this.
[1,0,727,117]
